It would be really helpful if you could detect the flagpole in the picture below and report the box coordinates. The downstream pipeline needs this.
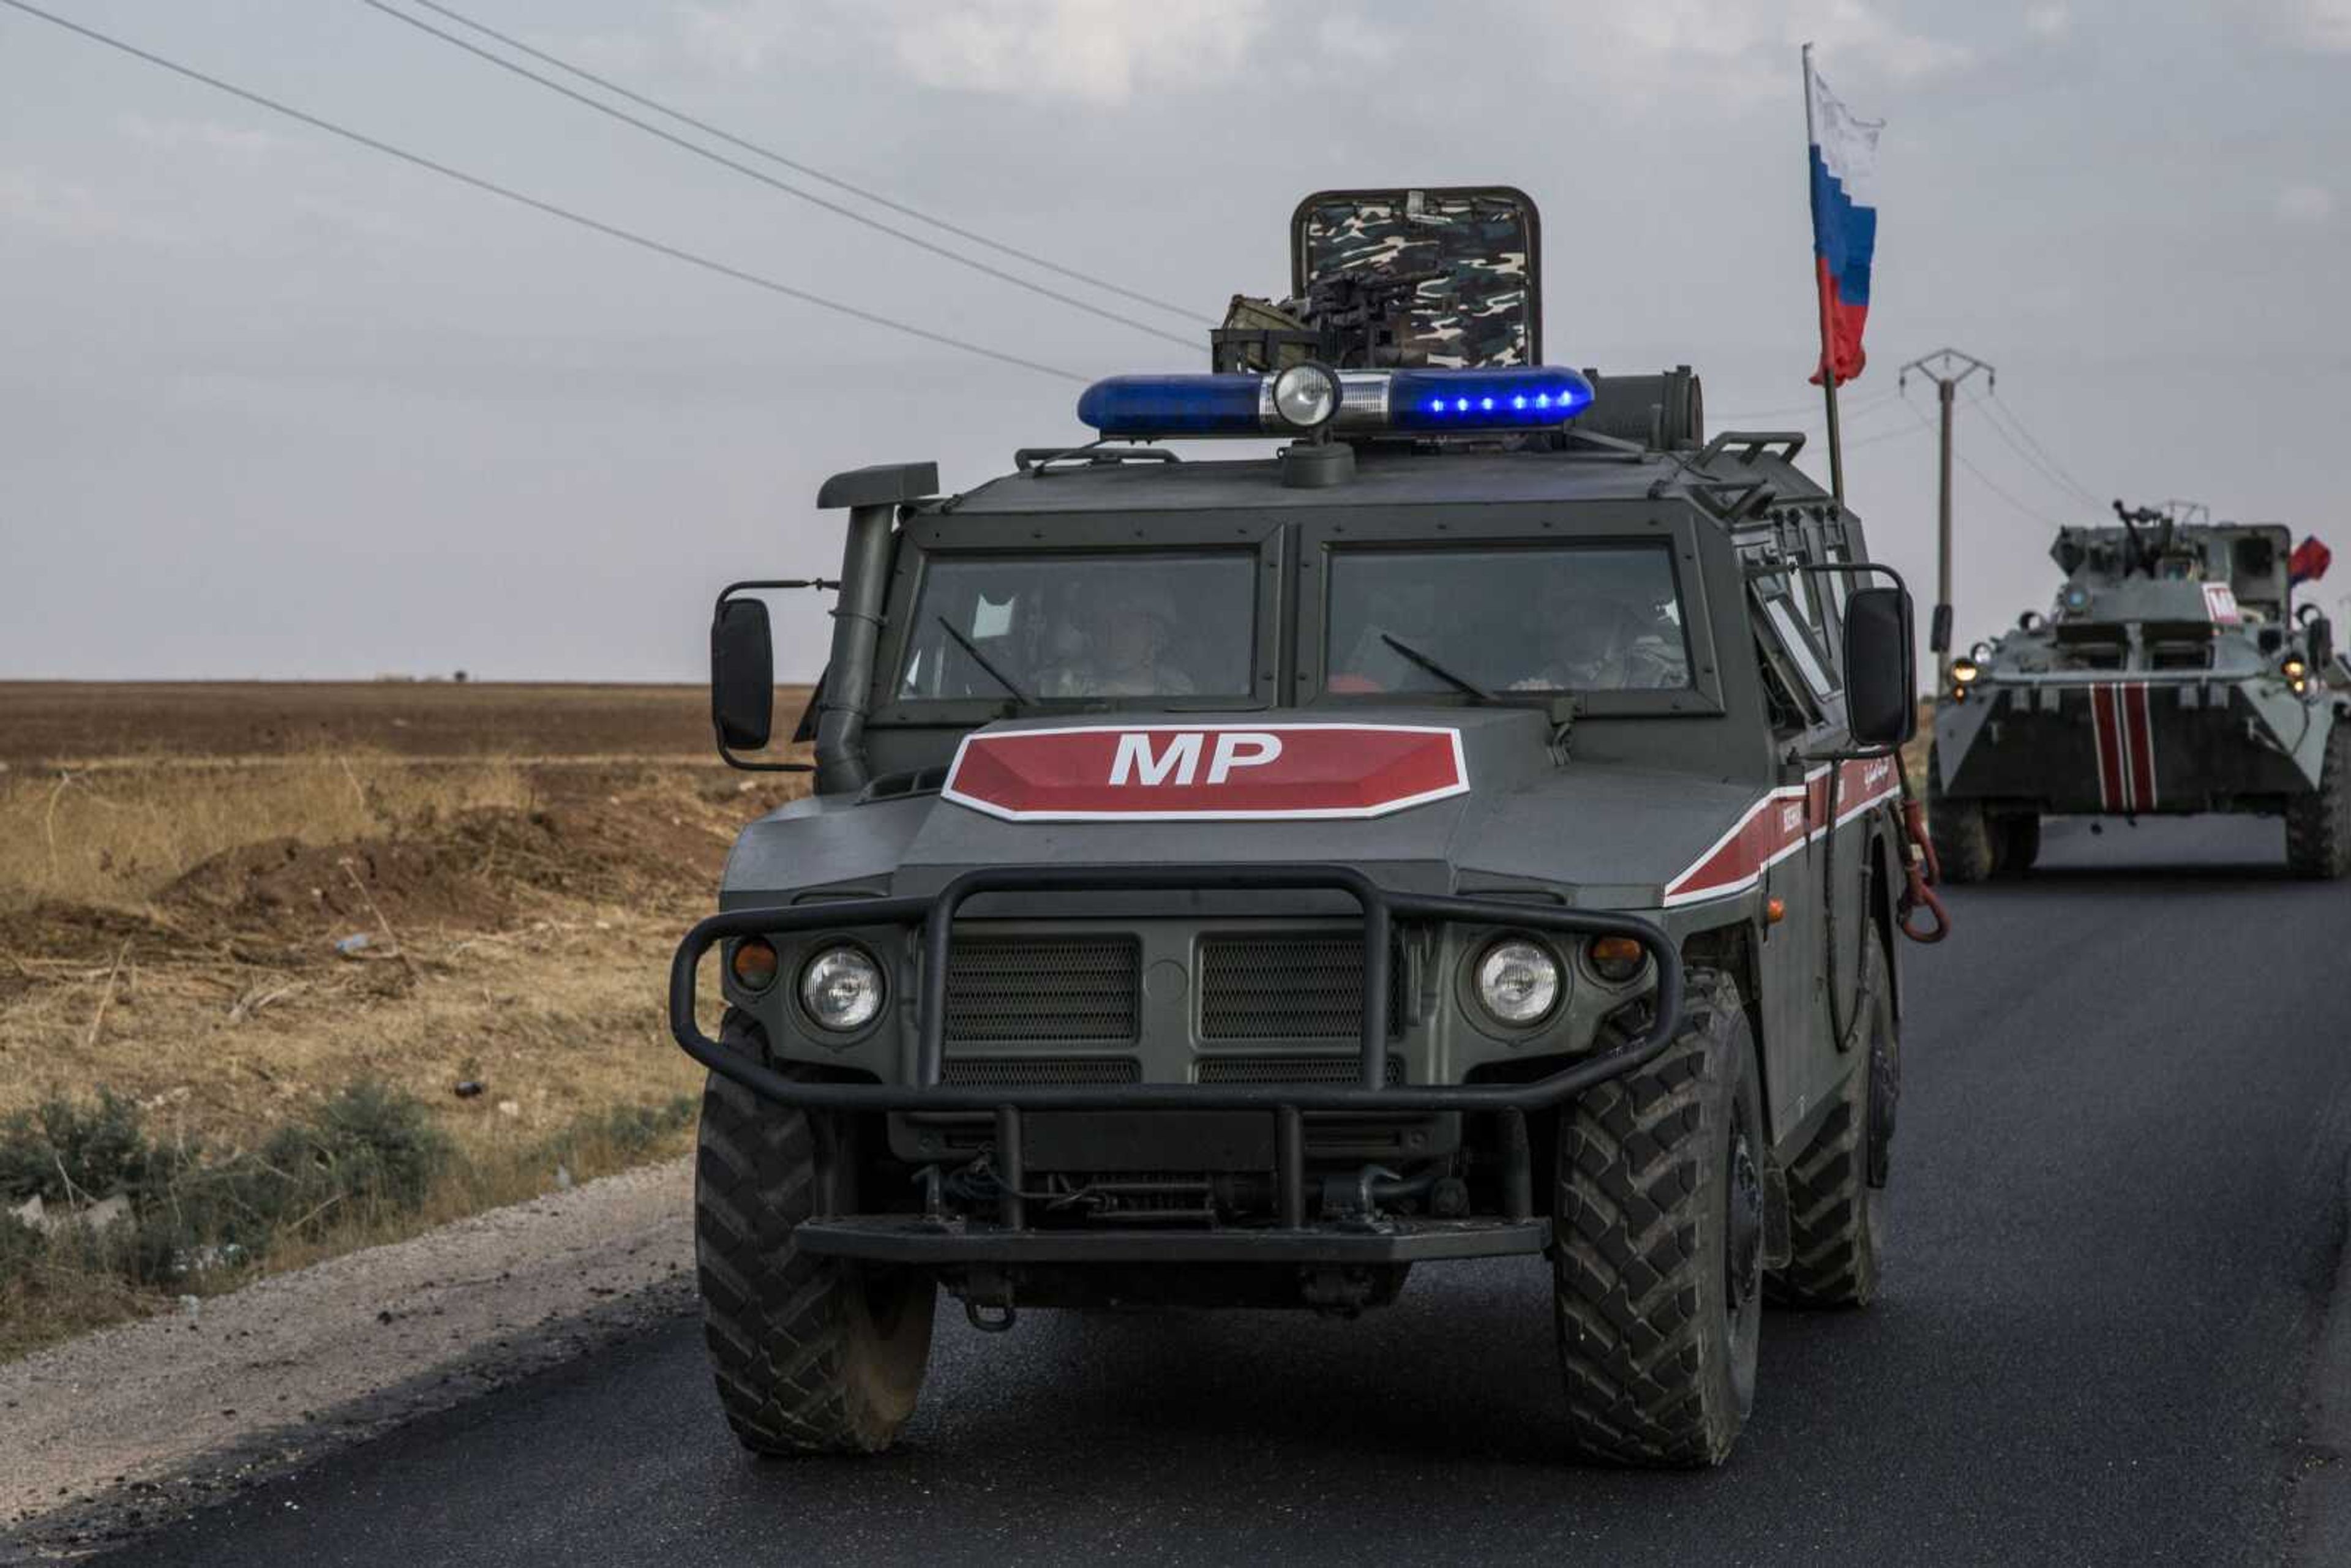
[1803,43,1847,505]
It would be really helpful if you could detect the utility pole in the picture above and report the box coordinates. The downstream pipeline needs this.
[1899,348,1995,686]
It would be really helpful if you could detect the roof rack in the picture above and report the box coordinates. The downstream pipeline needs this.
[1012,445,1183,476]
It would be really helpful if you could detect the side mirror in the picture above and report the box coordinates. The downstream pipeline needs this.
[710,598,775,752]
[1843,586,1917,749]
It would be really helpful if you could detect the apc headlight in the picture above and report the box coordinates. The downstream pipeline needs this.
[1474,938,1562,1027]
[800,945,883,1032]
[1951,657,1981,685]
[1269,362,1341,432]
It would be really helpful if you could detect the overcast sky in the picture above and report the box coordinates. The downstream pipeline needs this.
[5,0,2349,681]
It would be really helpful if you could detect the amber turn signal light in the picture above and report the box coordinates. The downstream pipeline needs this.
[1586,935,1646,984]
[729,937,780,993]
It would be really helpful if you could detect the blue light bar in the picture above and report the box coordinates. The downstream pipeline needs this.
[1389,367,1595,432]
[1075,366,1597,440]
[1076,375,1262,437]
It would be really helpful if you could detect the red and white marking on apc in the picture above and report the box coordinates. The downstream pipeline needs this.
[1662,756,1904,908]
[2089,681,2158,814]
[941,722,1470,822]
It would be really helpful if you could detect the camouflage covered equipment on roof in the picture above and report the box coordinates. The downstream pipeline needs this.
[1929,500,2351,880]
[1212,187,1538,372]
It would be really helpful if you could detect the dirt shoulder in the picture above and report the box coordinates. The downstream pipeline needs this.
[0,1157,694,1559]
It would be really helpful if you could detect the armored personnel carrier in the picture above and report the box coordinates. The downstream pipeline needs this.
[1929,501,2349,880]
[670,188,1936,1468]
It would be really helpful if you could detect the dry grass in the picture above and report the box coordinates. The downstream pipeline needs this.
[0,749,536,912]
[0,685,805,1359]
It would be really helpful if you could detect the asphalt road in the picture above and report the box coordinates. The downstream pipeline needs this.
[103,817,2351,1567]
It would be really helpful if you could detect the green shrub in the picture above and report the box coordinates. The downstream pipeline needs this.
[0,1213,42,1286]
[0,1088,160,1204]
[262,1079,449,1223]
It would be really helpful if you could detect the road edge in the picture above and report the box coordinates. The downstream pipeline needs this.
[2292,1146,2351,1565]
[0,1158,698,1563]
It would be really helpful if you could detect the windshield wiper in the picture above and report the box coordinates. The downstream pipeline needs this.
[1380,632,1494,704]
[936,617,1034,707]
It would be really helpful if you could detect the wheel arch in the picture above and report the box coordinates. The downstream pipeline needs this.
[1678,917,1771,1127]
[1865,817,1903,1027]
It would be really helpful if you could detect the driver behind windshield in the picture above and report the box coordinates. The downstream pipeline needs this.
[1040,579,1197,697]
[1509,591,1689,691]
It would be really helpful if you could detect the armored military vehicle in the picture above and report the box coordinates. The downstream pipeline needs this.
[1929,501,2349,880]
[670,188,1936,1469]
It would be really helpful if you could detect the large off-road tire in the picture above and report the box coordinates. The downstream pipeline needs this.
[694,1038,936,1455]
[1990,812,2041,878]
[1767,934,1894,1308]
[1926,746,1995,884]
[1554,970,1764,1468]
[2285,720,2351,880]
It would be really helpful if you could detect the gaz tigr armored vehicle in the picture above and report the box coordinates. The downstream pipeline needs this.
[670,188,1932,1468]
[1930,501,2350,880]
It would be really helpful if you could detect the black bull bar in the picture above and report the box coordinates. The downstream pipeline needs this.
[667,865,1685,1260]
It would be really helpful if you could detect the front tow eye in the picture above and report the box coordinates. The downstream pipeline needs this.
[1898,798,1952,944]
[966,1300,1018,1334]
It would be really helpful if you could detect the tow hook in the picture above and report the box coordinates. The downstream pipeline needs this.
[1897,798,1951,945]
[961,1268,1019,1333]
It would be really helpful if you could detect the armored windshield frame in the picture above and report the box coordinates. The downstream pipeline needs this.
[864,510,1291,730]
[1295,507,1727,719]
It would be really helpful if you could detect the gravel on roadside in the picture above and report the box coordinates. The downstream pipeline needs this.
[1,1157,694,1561]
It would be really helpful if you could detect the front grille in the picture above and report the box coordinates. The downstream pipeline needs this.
[945,935,1140,1045]
[1197,1054,1404,1086]
[1198,934,1404,1040]
[940,1056,1140,1086]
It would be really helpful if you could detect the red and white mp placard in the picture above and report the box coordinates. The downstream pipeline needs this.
[941,723,1469,822]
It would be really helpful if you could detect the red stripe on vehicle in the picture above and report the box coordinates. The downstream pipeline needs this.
[2090,684,2123,812]
[1662,756,1902,907]
[2125,681,2157,812]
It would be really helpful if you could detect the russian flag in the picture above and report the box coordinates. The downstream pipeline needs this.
[1806,61,1881,386]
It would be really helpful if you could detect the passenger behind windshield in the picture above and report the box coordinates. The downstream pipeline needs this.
[898,553,1253,703]
[1040,580,1193,697]
[1327,546,1690,695]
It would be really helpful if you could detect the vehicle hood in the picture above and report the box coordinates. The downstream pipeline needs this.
[721,708,1775,910]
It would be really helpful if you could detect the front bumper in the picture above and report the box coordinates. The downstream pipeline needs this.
[1938,676,2320,812]
[668,863,1683,1248]
[794,1214,1549,1266]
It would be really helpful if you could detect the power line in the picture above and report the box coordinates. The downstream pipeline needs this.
[1714,386,1900,425]
[373,0,1203,345]
[1843,417,1931,452]
[1896,386,2069,529]
[0,0,1084,383]
[1978,387,2104,508]
[407,0,1202,326]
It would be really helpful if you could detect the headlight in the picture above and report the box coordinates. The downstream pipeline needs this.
[1474,938,1561,1026]
[1269,362,1340,432]
[1951,657,1981,685]
[800,945,884,1032]
[2284,656,2308,681]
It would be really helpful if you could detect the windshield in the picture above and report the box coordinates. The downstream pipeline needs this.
[1325,544,1690,694]
[898,552,1256,702]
